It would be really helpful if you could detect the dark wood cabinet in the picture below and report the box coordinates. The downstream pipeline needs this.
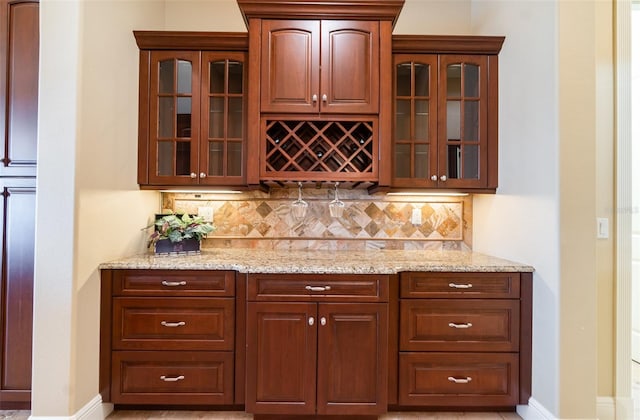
[390,36,503,192]
[100,270,237,405]
[397,271,531,408]
[260,19,379,114]
[245,274,389,416]
[135,32,248,188]
[0,0,38,409]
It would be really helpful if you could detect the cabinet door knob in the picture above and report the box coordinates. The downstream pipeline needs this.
[190,172,197,179]
[447,376,472,384]
[431,175,438,181]
[322,94,327,103]
[320,317,327,326]
[308,317,315,326]
[200,172,207,178]
[160,375,185,382]
[312,94,318,103]
[440,175,447,181]
[448,322,473,329]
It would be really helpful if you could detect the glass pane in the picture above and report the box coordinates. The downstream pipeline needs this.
[159,60,174,94]
[395,144,410,178]
[158,97,174,138]
[415,144,428,179]
[209,97,224,138]
[227,141,243,176]
[415,100,429,140]
[177,60,192,94]
[176,97,192,138]
[228,97,243,139]
[463,144,479,179]
[208,141,224,176]
[446,64,462,97]
[395,99,410,140]
[158,141,173,176]
[464,101,479,141]
[396,63,411,97]
[176,141,191,176]
[211,61,225,94]
[415,64,429,97]
[228,61,243,94]
[447,144,461,179]
[446,100,461,140]
[464,64,480,97]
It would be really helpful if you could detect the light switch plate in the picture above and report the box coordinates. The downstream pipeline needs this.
[411,208,422,225]
[198,207,214,222]
[596,217,609,239]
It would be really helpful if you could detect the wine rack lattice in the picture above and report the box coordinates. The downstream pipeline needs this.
[264,120,375,177]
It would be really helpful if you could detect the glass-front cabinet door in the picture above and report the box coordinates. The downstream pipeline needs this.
[392,53,491,190]
[146,50,246,186]
[438,55,488,189]
[201,52,246,185]
[148,51,201,185]
[392,55,438,188]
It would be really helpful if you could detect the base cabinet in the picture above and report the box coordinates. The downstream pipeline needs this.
[245,274,389,416]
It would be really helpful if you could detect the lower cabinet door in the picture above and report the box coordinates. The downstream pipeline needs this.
[399,352,519,407]
[317,303,388,415]
[245,302,317,415]
[111,351,234,405]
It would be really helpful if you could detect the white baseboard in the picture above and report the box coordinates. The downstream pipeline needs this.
[28,395,113,420]
[596,396,615,420]
[517,398,557,420]
[613,395,634,420]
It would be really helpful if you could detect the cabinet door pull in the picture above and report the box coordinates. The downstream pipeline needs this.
[322,94,327,103]
[305,285,331,292]
[448,322,472,329]
[161,280,187,287]
[440,175,448,181]
[308,316,315,326]
[431,175,438,181]
[312,94,318,103]
[160,375,185,382]
[447,376,472,384]
[190,173,197,179]
[320,317,327,326]
[448,282,473,289]
[161,321,186,327]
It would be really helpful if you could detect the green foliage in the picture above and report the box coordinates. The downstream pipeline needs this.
[147,213,215,248]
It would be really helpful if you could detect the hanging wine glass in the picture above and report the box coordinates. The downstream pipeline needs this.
[291,182,308,219]
[328,182,345,218]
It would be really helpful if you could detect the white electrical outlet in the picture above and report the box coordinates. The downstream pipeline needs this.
[411,208,422,225]
[198,207,214,222]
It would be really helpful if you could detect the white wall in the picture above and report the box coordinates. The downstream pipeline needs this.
[33,0,163,416]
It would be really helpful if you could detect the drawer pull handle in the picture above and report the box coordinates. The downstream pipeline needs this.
[305,285,332,292]
[162,281,187,287]
[160,375,185,382]
[448,283,473,289]
[448,376,472,384]
[161,321,186,327]
[448,322,473,329]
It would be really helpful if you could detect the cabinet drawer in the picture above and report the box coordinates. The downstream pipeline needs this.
[248,274,389,302]
[111,351,234,405]
[400,272,520,299]
[400,299,519,352]
[113,270,235,297]
[399,352,519,407]
[113,297,234,351]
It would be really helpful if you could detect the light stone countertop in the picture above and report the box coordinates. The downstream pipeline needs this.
[99,249,534,274]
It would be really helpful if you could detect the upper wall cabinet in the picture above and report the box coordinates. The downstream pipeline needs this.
[390,36,504,192]
[260,19,379,114]
[238,0,404,188]
[135,32,249,189]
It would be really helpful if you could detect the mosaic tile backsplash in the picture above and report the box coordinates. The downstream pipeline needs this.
[162,188,472,251]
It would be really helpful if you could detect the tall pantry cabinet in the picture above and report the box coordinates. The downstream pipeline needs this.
[0,0,38,409]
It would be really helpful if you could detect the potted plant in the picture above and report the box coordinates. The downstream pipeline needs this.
[147,213,215,254]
